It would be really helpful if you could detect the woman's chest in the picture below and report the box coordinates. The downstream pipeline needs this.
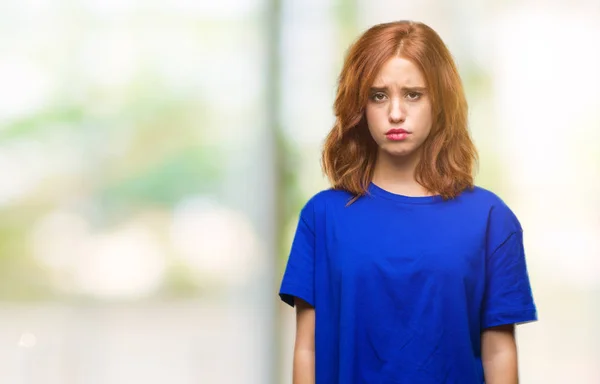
[320,208,486,284]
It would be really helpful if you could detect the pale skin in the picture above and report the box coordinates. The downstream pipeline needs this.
[293,56,519,383]
[293,298,315,384]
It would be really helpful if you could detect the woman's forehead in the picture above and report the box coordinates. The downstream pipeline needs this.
[371,57,426,88]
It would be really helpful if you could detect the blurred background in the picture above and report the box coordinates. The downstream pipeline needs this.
[0,0,598,383]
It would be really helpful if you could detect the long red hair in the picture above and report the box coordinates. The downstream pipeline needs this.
[322,20,478,201]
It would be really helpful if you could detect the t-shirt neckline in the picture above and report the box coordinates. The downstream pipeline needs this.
[368,182,443,204]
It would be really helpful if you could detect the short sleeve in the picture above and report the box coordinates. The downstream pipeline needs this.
[481,229,538,329]
[278,201,316,308]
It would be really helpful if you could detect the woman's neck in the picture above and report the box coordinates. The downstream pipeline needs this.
[371,150,433,197]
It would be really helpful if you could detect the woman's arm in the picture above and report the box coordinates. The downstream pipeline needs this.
[293,297,315,384]
[481,324,519,384]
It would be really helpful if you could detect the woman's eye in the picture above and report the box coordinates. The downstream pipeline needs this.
[372,93,387,102]
[406,92,421,100]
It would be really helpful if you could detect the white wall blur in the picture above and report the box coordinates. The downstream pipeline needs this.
[0,0,273,383]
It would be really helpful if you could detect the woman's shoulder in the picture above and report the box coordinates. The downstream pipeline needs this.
[459,185,522,230]
[459,185,510,207]
[302,187,353,212]
[295,187,355,222]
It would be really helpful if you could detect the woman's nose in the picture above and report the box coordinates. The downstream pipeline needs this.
[388,98,406,123]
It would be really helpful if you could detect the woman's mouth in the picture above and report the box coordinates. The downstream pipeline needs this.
[385,129,410,141]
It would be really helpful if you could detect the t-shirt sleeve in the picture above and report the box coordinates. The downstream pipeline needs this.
[278,200,316,308]
[481,205,538,329]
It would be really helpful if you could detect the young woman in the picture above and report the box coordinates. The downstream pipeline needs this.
[279,20,537,384]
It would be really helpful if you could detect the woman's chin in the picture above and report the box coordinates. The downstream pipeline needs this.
[379,146,416,159]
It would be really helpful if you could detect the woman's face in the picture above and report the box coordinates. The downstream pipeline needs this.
[365,56,433,160]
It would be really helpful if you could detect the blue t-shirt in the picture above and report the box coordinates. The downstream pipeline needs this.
[279,183,537,383]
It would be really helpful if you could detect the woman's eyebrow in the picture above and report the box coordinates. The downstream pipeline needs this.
[369,86,427,92]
